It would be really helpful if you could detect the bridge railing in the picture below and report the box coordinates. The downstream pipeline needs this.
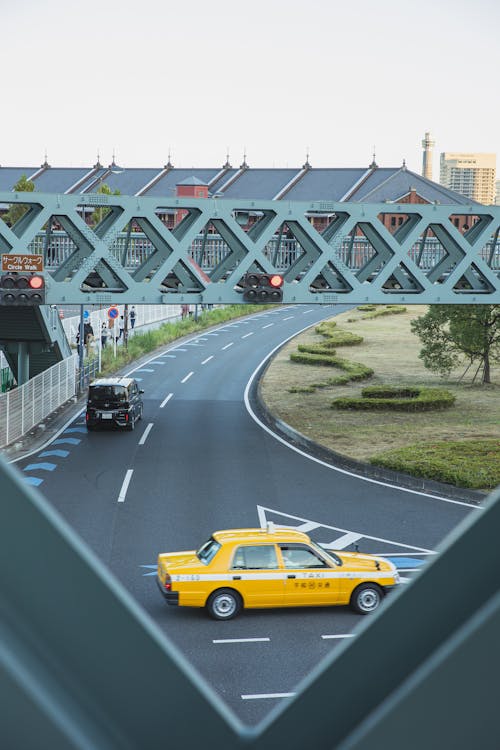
[27,231,500,273]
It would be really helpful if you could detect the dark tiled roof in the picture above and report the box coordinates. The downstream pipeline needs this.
[91,168,162,196]
[285,168,369,201]
[0,167,38,191]
[33,168,92,193]
[0,164,479,205]
[221,168,299,199]
[353,167,478,205]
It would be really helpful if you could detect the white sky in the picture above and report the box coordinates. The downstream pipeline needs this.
[1,0,499,174]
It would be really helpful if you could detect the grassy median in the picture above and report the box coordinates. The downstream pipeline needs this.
[260,305,500,491]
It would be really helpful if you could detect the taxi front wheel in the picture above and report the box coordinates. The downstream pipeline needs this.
[350,583,383,614]
[207,588,242,620]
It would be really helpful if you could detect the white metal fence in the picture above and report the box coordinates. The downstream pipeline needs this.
[0,355,77,449]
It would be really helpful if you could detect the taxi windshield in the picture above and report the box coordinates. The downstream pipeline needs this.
[196,537,221,565]
[311,541,342,566]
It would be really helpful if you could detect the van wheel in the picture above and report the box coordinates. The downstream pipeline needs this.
[350,583,383,614]
[206,589,242,620]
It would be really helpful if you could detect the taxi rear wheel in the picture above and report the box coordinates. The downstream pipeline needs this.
[207,588,242,620]
[350,583,383,614]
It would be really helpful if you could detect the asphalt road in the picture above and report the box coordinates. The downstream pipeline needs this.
[14,305,477,726]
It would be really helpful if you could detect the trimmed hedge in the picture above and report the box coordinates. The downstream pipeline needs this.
[370,439,500,490]
[290,350,373,381]
[362,385,421,399]
[361,305,407,319]
[331,385,455,412]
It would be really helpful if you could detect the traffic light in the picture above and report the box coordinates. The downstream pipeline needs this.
[0,273,46,305]
[242,273,284,303]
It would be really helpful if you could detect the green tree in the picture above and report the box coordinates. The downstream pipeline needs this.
[1,175,35,227]
[90,182,121,226]
[411,305,500,384]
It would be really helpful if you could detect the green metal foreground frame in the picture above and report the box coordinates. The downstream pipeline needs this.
[0,191,499,305]
[1,452,499,749]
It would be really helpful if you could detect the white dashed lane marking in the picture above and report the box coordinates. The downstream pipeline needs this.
[242,693,295,701]
[181,372,194,383]
[117,469,134,503]
[222,342,234,350]
[262,323,274,329]
[321,634,356,640]
[160,393,173,408]
[139,423,154,445]
[201,356,214,364]
[213,638,270,644]
[241,332,254,339]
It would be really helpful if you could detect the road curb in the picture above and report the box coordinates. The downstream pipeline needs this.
[249,354,486,507]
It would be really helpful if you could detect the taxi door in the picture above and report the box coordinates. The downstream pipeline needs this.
[229,544,284,607]
[278,544,341,606]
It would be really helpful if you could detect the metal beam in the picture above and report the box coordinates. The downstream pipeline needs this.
[0,192,499,305]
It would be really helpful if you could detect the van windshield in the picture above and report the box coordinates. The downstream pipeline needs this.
[88,385,127,403]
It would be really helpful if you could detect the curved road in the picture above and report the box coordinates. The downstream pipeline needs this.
[14,305,477,725]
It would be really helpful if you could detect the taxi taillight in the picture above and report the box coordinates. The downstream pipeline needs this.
[163,574,172,591]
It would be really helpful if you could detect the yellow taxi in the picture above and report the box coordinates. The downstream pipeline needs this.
[157,524,400,620]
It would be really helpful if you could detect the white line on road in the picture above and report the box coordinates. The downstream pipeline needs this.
[283,316,294,320]
[222,342,234,350]
[262,323,274,329]
[242,693,295,700]
[139,423,154,445]
[181,372,194,383]
[213,638,270,644]
[241,332,254,339]
[303,309,314,314]
[117,469,133,503]
[321,634,356,640]
[201,356,214,365]
[160,393,173,409]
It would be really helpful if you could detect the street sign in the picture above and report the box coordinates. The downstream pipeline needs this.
[108,306,119,320]
[1,254,44,272]
[83,310,89,320]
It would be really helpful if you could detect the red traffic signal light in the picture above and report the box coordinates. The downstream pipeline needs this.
[0,273,46,305]
[242,273,284,303]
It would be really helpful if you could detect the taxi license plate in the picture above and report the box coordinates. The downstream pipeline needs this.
[101,413,113,420]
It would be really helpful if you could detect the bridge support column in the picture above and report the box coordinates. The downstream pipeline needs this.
[17,342,29,385]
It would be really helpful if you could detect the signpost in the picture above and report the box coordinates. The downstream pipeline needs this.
[1,254,44,273]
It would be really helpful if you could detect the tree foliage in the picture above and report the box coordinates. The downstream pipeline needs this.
[1,175,35,227]
[411,305,500,384]
[90,182,121,225]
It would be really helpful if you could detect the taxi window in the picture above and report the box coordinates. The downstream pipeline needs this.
[231,545,278,570]
[196,537,221,565]
[279,545,329,569]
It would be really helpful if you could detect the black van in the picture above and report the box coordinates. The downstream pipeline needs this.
[86,377,144,431]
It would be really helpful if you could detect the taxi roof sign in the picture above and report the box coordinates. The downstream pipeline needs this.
[1,254,44,273]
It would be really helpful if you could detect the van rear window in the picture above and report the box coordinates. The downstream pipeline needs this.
[89,386,127,402]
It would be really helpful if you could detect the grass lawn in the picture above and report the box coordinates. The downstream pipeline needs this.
[260,305,500,489]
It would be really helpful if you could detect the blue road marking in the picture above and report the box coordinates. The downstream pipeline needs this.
[64,427,87,434]
[171,348,187,352]
[387,557,425,569]
[161,355,176,358]
[53,438,81,446]
[140,564,157,577]
[135,368,155,373]
[151,361,166,365]
[24,462,57,472]
[23,477,44,486]
[39,450,69,458]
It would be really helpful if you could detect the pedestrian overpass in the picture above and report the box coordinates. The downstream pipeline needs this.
[1,192,499,305]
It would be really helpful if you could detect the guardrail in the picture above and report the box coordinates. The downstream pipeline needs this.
[0,354,77,448]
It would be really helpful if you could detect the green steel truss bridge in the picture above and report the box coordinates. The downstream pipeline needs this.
[1,191,499,304]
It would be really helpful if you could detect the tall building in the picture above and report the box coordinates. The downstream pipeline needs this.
[440,152,496,205]
[421,132,435,180]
